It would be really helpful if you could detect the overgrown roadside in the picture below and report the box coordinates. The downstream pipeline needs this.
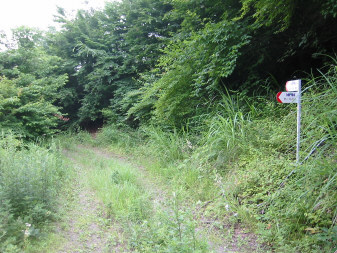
[53,141,265,252]
[89,146,264,252]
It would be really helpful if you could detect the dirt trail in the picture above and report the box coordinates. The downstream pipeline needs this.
[83,146,262,253]
[56,145,262,253]
[56,152,125,253]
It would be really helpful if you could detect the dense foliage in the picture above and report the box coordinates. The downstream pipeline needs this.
[0,134,67,251]
[1,0,336,129]
[0,0,336,251]
[0,27,68,138]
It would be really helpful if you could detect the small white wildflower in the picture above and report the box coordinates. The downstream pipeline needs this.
[24,230,30,236]
[233,213,238,217]
[187,140,193,149]
[25,223,31,228]
[225,204,230,211]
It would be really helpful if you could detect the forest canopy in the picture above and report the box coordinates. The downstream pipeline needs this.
[0,0,336,132]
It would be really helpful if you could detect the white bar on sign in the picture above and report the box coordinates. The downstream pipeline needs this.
[286,79,300,92]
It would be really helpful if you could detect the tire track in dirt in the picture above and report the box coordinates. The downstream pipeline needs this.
[56,150,126,253]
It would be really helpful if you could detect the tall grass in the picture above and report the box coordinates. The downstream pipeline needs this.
[95,60,337,252]
[95,125,144,152]
[0,132,68,252]
[213,63,337,251]
[301,63,337,158]
[194,93,253,170]
[85,154,151,222]
[140,126,191,162]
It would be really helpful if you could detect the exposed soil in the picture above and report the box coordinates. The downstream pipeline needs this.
[56,152,126,253]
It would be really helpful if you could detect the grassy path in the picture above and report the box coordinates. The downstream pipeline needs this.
[54,149,126,253]
[51,144,263,253]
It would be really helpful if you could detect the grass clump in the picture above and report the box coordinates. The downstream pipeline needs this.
[201,63,337,251]
[0,132,68,252]
[95,125,144,152]
[129,191,209,252]
[87,158,151,222]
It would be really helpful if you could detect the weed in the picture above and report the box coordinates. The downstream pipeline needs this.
[129,191,208,252]
[0,133,69,251]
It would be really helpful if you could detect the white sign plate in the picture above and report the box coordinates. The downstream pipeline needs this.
[286,80,300,92]
[276,92,299,103]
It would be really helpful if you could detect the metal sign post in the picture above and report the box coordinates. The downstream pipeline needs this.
[276,79,302,164]
[296,80,302,164]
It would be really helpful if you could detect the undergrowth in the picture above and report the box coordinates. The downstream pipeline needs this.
[72,147,209,252]
[95,62,337,252]
[0,132,69,252]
